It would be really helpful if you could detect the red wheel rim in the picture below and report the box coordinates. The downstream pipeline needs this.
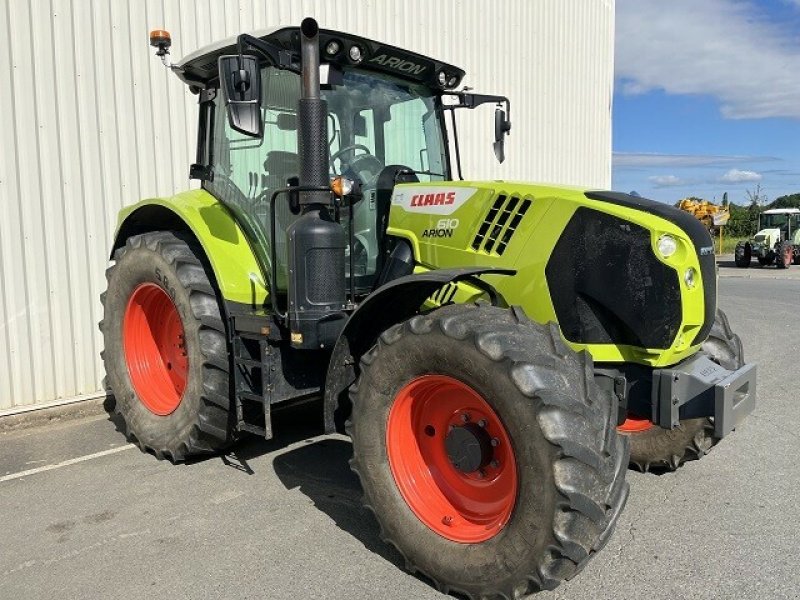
[123,283,188,415]
[386,375,518,543]
[618,414,653,433]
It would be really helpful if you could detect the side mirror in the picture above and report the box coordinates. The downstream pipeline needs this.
[493,106,511,163]
[218,55,263,138]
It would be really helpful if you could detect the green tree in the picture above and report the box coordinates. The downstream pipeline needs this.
[769,193,800,209]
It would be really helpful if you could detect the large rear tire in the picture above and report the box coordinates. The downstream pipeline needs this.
[348,304,629,597]
[100,231,233,461]
[775,241,792,269]
[620,308,743,472]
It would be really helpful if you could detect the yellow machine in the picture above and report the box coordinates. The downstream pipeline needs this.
[678,198,728,229]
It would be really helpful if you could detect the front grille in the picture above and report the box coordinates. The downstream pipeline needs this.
[545,208,682,348]
[471,194,532,255]
[584,191,717,348]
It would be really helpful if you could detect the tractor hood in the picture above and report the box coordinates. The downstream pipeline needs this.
[387,181,715,367]
[752,228,780,248]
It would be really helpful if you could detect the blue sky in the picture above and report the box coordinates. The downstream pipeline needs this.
[612,0,800,204]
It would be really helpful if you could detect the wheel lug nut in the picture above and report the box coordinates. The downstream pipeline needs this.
[478,419,487,428]
[490,438,499,447]
[461,413,471,423]
[490,459,500,468]
[477,469,486,479]
[442,515,453,526]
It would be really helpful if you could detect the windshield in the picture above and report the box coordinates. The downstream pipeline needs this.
[322,69,448,181]
[761,213,799,230]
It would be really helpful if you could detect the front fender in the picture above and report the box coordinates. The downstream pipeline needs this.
[113,189,269,308]
[322,267,514,432]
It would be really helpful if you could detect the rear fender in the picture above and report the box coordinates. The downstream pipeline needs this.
[112,190,269,308]
[323,267,514,432]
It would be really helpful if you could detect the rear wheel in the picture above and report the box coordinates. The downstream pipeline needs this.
[348,304,629,597]
[775,241,792,269]
[100,231,233,461]
[620,308,743,472]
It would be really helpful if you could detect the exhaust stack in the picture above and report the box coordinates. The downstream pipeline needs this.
[297,17,331,207]
[286,17,347,350]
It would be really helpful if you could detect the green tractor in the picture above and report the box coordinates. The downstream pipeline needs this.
[101,19,756,597]
[735,208,800,268]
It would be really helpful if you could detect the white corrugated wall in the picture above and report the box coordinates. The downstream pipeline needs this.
[0,0,614,413]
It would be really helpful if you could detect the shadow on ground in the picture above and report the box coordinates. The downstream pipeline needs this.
[104,395,403,564]
[272,437,404,566]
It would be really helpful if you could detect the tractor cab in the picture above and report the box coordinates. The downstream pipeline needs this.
[758,208,800,245]
[170,25,508,296]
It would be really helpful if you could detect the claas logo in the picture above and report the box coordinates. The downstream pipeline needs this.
[410,192,457,207]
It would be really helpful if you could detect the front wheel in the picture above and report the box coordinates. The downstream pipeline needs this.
[620,308,743,472]
[348,304,628,597]
[734,243,751,268]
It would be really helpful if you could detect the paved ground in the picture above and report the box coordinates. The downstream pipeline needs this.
[717,253,800,280]
[1,277,799,600]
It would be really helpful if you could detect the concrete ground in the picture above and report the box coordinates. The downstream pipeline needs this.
[1,276,799,600]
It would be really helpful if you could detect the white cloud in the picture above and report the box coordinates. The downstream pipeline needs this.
[614,152,778,169]
[648,175,685,187]
[719,168,762,183]
[616,0,800,119]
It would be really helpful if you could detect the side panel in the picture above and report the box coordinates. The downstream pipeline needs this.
[387,181,710,368]
[114,189,269,308]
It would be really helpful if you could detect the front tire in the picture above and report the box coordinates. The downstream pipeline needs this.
[620,308,743,472]
[734,242,751,268]
[348,304,628,597]
[100,231,233,461]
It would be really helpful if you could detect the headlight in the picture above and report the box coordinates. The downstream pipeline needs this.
[325,40,341,56]
[437,71,447,86]
[657,235,678,258]
[684,267,696,288]
[348,45,363,62]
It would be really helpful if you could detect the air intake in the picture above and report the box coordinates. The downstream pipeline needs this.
[471,194,532,255]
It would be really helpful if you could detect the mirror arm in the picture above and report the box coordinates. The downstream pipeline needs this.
[445,92,511,120]
[236,34,301,74]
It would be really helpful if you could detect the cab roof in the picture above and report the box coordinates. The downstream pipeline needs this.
[175,26,465,92]
[763,208,800,214]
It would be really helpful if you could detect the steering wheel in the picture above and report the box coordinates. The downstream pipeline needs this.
[331,144,384,185]
[330,144,372,164]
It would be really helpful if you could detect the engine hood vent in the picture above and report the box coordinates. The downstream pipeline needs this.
[471,193,532,255]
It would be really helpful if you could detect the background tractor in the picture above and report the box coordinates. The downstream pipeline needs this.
[100,19,756,597]
[735,208,800,268]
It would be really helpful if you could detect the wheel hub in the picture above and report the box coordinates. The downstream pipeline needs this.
[445,422,493,473]
[385,375,518,543]
[123,283,188,416]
